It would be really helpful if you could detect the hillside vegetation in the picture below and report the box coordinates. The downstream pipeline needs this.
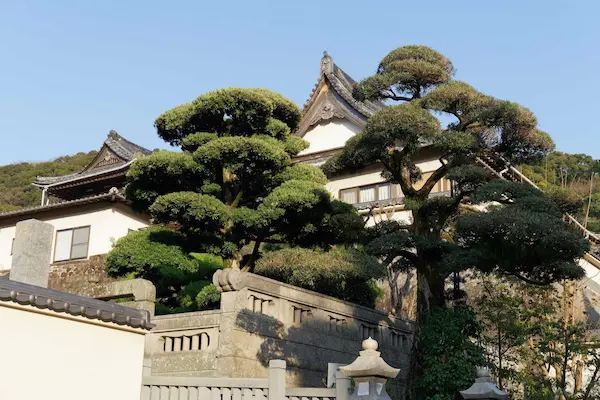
[0,151,97,212]
[519,151,600,232]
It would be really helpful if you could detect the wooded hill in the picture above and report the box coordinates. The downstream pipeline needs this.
[0,151,97,212]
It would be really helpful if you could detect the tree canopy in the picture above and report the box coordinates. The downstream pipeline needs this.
[107,88,372,312]
[325,45,587,320]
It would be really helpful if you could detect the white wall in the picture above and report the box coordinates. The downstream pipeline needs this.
[0,302,146,400]
[0,204,149,270]
[298,119,362,156]
[364,209,413,227]
[326,157,443,199]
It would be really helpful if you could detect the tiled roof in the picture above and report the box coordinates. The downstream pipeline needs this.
[295,52,385,138]
[34,160,133,186]
[0,277,153,330]
[0,189,127,219]
[302,52,384,119]
[34,131,151,186]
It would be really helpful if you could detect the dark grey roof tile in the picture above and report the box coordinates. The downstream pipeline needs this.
[0,278,153,330]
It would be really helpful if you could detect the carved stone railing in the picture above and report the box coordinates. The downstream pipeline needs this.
[145,269,413,390]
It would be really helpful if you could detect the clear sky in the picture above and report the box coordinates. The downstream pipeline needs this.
[1,1,598,164]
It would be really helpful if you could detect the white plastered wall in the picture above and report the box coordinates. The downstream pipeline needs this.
[298,119,362,156]
[0,204,149,270]
[298,117,445,225]
[326,157,443,199]
[0,302,146,400]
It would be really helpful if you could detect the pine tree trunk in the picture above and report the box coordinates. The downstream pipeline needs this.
[408,265,447,400]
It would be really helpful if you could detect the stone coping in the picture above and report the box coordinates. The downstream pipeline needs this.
[214,269,414,331]
[0,277,154,330]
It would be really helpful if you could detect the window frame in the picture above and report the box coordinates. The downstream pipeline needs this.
[339,182,395,204]
[53,225,91,262]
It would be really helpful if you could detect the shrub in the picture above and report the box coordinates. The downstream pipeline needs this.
[254,247,384,308]
[106,227,222,314]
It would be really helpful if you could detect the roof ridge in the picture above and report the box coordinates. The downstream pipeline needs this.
[106,130,152,157]
[301,52,383,118]
[0,190,127,218]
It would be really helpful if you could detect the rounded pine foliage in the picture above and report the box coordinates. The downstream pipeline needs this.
[155,88,301,145]
[116,87,364,288]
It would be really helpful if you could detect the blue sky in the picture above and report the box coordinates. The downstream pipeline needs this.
[1,1,598,164]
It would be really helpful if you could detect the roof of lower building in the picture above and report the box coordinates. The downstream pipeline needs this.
[294,52,385,138]
[34,131,151,187]
[0,189,127,219]
[0,277,153,330]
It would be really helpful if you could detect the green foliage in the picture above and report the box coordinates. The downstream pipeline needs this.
[110,87,366,312]
[354,45,454,101]
[125,151,205,211]
[254,247,384,308]
[415,306,485,400]
[519,151,600,232]
[0,151,96,209]
[474,277,600,399]
[154,88,301,146]
[124,88,362,270]
[273,164,328,186]
[105,227,222,313]
[195,284,221,310]
[455,182,588,284]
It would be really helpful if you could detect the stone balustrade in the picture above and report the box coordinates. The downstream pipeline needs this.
[145,269,414,392]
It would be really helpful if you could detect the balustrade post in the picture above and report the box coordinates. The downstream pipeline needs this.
[335,367,351,400]
[268,359,286,400]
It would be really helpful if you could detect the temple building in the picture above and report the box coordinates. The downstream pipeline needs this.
[0,131,151,270]
[34,130,152,204]
[0,53,449,270]
[294,52,451,225]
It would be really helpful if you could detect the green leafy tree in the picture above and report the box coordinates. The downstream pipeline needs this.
[415,306,485,400]
[472,276,555,393]
[473,276,600,400]
[324,46,588,320]
[125,88,362,270]
[107,88,369,312]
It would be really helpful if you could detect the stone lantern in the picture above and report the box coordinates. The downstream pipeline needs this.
[459,367,508,400]
[340,337,400,400]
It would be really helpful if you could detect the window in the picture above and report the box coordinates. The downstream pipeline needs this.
[54,226,90,262]
[378,183,391,200]
[339,183,397,205]
[359,186,376,203]
[340,188,358,204]
[10,238,14,255]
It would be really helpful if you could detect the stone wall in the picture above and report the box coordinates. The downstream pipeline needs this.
[146,269,413,393]
[47,254,118,296]
[0,254,117,295]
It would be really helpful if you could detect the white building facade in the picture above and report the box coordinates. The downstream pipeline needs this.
[0,131,151,271]
[292,52,451,226]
